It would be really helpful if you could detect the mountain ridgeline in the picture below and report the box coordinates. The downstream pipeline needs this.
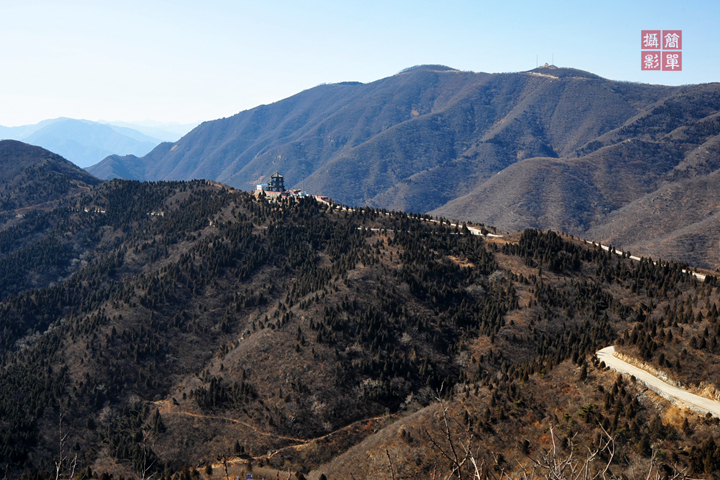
[88,65,720,270]
[0,140,100,212]
[4,144,720,479]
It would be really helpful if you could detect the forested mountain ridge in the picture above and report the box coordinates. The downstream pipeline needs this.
[0,140,100,230]
[86,65,720,269]
[4,157,720,479]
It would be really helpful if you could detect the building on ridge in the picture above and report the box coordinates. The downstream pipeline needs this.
[268,172,285,192]
[256,171,322,200]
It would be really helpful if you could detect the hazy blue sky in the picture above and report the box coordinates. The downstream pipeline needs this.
[1,0,718,126]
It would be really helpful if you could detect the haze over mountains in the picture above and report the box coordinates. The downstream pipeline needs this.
[88,65,720,270]
[0,118,197,168]
[100,120,200,142]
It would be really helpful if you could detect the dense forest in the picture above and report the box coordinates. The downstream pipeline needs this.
[1,172,720,479]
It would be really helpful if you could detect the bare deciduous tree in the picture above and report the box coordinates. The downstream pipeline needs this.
[54,410,78,480]
[427,393,698,480]
[222,455,229,480]
[424,389,482,480]
[386,448,397,480]
[139,429,157,480]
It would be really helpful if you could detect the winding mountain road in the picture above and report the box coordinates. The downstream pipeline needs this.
[587,242,706,282]
[596,346,720,417]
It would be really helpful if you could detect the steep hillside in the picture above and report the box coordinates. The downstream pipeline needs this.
[585,170,720,267]
[101,120,199,142]
[89,65,673,208]
[2,173,720,479]
[85,142,174,180]
[430,82,720,269]
[0,141,102,296]
[0,140,100,216]
[85,153,148,180]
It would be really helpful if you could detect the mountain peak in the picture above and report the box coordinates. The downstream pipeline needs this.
[397,64,459,74]
[0,140,100,215]
[0,139,57,174]
[0,139,100,180]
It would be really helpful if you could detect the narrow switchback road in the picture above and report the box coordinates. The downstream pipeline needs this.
[596,346,720,417]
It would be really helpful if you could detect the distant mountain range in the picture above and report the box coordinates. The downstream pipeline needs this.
[0,118,197,168]
[87,65,720,269]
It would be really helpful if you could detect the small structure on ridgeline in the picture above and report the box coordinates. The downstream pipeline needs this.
[255,171,325,200]
[268,172,285,192]
[256,172,288,198]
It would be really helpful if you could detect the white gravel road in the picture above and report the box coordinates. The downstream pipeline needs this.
[587,242,706,282]
[596,346,720,417]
